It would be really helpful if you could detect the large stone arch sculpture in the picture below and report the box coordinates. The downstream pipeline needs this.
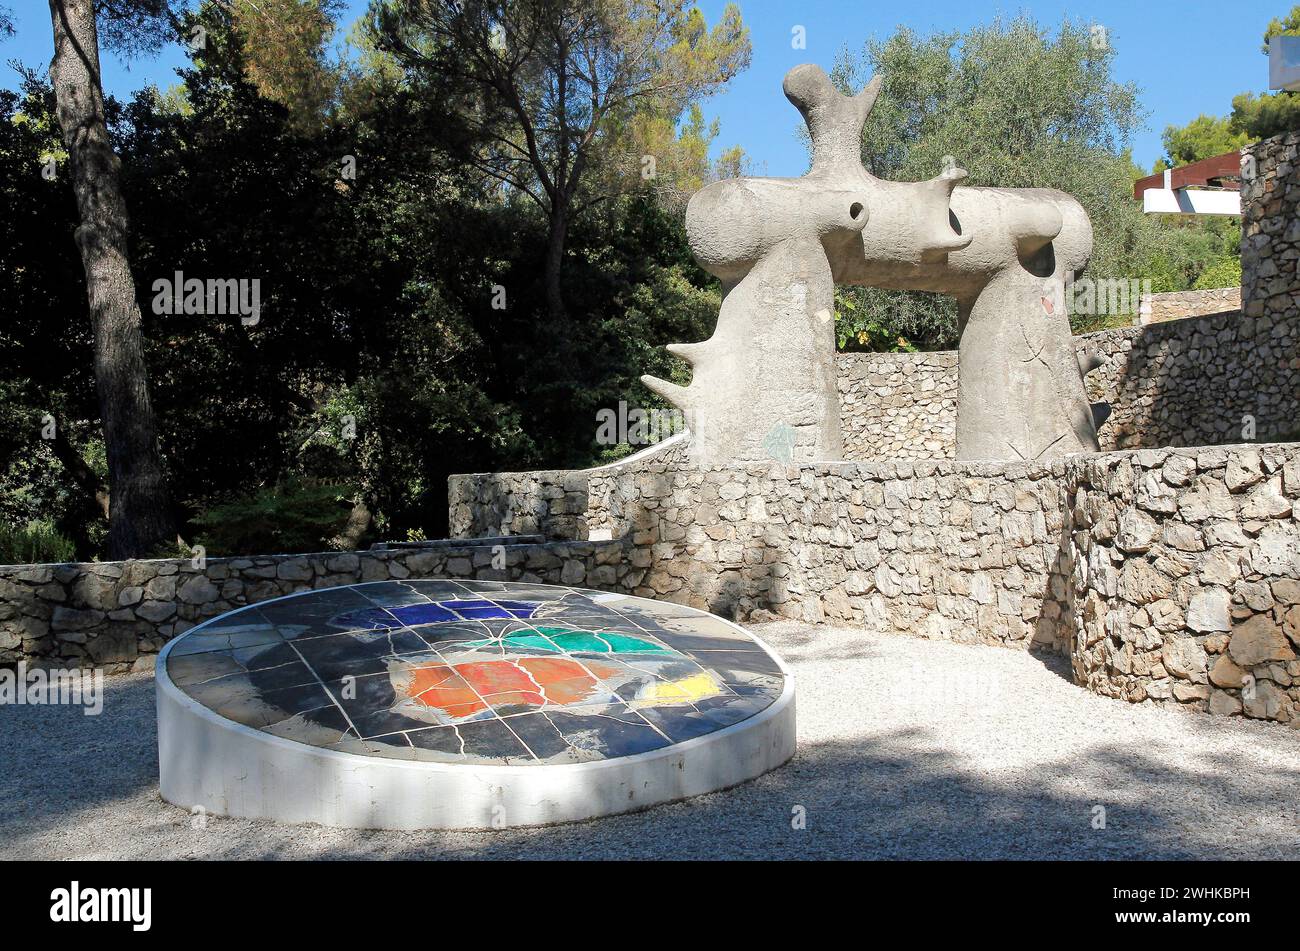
[643,64,1107,464]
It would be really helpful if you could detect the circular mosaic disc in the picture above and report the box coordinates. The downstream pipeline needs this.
[156,580,795,829]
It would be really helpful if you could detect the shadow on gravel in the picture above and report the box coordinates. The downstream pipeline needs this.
[1028,647,1075,683]
[197,734,1300,861]
[0,674,160,852]
[3,673,1297,861]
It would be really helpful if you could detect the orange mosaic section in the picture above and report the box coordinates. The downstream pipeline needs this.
[404,657,622,717]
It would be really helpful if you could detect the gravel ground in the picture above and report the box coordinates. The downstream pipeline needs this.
[2,622,1297,860]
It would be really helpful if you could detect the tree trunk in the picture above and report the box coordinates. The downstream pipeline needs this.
[544,200,569,322]
[50,427,110,521]
[330,498,373,551]
[48,0,175,559]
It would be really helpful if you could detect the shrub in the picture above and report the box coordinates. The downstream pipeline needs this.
[1192,256,1242,291]
[191,480,356,557]
[0,520,77,565]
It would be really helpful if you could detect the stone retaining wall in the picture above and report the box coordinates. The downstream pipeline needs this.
[837,351,957,460]
[1242,130,1300,324]
[599,457,1076,654]
[1067,445,1300,723]
[835,310,1300,459]
[449,436,687,541]
[7,441,1298,726]
[0,539,629,673]
[449,443,1300,725]
[1138,286,1240,325]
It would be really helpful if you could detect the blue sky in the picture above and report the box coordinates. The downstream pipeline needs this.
[2,0,1286,173]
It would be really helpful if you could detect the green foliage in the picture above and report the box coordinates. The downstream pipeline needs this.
[0,82,111,559]
[191,479,356,557]
[369,0,751,220]
[0,521,76,566]
[0,13,727,556]
[227,0,342,128]
[1159,114,1249,168]
[1262,5,1300,52]
[1231,90,1300,140]
[1194,256,1243,290]
[1134,215,1240,297]
[834,288,923,352]
[1068,310,1136,335]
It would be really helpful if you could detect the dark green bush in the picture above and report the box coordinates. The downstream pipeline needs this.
[0,520,77,565]
[191,480,356,557]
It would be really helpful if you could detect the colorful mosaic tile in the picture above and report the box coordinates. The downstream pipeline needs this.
[166,581,786,766]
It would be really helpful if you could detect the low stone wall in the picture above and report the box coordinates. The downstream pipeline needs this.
[835,310,1300,459]
[598,457,1076,654]
[447,470,595,541]
[449,442,1300,725]
[1138,286,1240,325]
[837,351,957,460]
[0,538,629,672]
[1068,445,1300,723]
[450,459,1074,648]
[449,436,687,540]
[8,441,1298,726]
[1084,311,1300,449]
[1242,130,1300,323]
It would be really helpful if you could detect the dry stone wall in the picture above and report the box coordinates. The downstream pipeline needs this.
[7,441,1299,727]
[1067,445,1300,723]
[448,443,1300,726]
[0,539,630,673]
[447,470,596,541]
[1242,130,1300,324]
[1137,287,1240,325]
[450,437,687,540]
[836,310,1300,459]
[1082,312,1299,449]
[598,457,1076,654]
[837,351,957,460]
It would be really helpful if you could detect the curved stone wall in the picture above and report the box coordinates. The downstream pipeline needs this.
[837,310,1300,460]
[0,538,632,672]
[597,456,1076,653]
[449,442,1300,725]
[449,435,688,540]
[1067,446,1299,722]
[1242,130,1300,324]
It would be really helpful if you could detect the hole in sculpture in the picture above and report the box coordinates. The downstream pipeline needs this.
[1020,242,1056,278]
[849,202,864,220]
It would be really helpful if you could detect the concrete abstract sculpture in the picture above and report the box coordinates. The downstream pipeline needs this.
[644,64,1106,463]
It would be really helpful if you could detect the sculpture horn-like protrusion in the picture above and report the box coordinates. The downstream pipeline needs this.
[783,65,881,173]
[666,342,710,365]
[641,374,691,408]
[1077,350,1105,376]
[917,166,974,260]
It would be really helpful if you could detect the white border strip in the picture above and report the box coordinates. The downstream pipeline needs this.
[156,582,795,830]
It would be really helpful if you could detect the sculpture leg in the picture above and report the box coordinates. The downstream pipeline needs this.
[955,268,1099,461]
[644,236,843,464]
